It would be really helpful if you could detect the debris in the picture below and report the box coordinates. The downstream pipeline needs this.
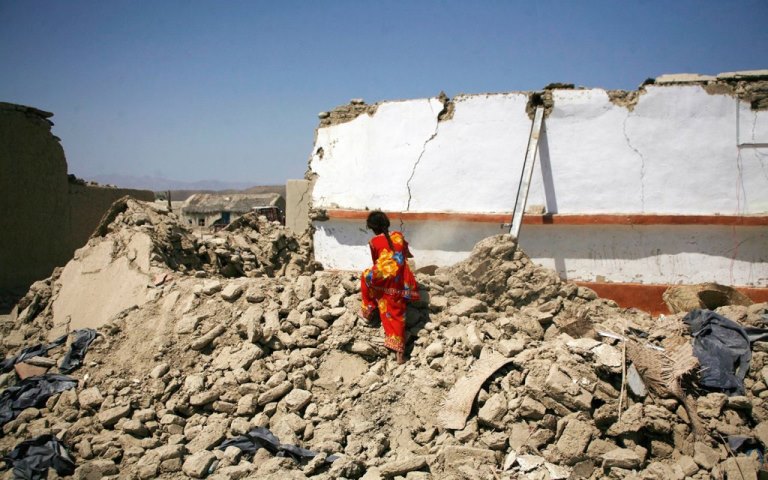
[0,374,77,428]
[438,353,515,430]
[59,329,98,374]
[684,309,768,395]
[0,434,75,480]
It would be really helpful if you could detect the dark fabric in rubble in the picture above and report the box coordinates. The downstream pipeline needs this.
[0,335,68,373]
[683,309,768,395]
[1,434,75,480]
[0,375,78,430]
[59,329,98,374]
[217,427,338,463]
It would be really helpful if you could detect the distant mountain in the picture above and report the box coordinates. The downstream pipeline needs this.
[87,174,259,192]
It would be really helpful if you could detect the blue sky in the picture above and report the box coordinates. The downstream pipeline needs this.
[1,0,766,187]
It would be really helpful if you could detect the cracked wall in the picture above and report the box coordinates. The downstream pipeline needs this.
[306,82,768,285]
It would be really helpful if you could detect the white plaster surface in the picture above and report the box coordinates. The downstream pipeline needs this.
[316,219,768,286]
[309,85,768,286]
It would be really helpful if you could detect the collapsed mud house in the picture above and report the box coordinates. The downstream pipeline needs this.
[299,70,768,314]
[181,193,286,228]
[0,72,767,480]
[0,102,153,299]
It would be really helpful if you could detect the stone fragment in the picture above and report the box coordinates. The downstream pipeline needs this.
[720,457,758,480]
[25,356,57,368]
[498,338,526,357]
[518,396,546,420]
[150,363,170,379]
[190,390,219,406]
[592,344,622,368]
[14,362,48,379]
[187,421,228,453]
[442,446,496,467]
[73,459,119,479]
[466,325,483,356]
[97,405,131,427]
[693,441,720,470]
[555,419,593,465]
[755,421,768,448]
[516,455,545,472]
[601,448,641,469]
[258,381,293,405]
[191,325,226,351]
[78,387,104,409]
[221,284,243,302]
[449,297,486,316]
[211,343,263,370]
[424,342,444,358]
[176,314,204,334]
[378,456,428,477]
[676,455,698,476]
[697,393,727,418]
[200,280,221,295]
[183,450,217,478]
[478,393,507,429]
[282,388,312,413]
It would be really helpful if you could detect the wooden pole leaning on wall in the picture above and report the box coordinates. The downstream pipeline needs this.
[509,106,544,239]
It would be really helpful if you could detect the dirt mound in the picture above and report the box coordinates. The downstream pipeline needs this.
[1,221,767,479]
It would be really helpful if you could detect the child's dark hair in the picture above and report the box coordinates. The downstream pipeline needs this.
[366,210,394,250]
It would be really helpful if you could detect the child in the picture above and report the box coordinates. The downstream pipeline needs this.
[360,211,420,364]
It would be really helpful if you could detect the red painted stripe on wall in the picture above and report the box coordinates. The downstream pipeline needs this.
[323,209,768,226]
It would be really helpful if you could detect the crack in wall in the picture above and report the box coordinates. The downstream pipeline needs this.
[622,112,646,211]
[406,122,439,212]
[405,97,448,212]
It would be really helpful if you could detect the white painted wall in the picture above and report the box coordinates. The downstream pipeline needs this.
[309,85,768,285]
[313,219,768,286]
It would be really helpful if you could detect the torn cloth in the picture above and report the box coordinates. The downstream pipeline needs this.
[0,335,68,374]
[59,329,98,374]
[0,375,78,430]
[1,434,75,480]
[217,427,338,463]
[683,309,768,395]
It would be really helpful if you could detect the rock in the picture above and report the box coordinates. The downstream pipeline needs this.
[121,419,149,437]
[498,338,526,357]
[443,445,496,468]
[466,325,484,356]
[282,389,312,412]
[190,390,219,406]
[693,441,720,470]
[720,457,758,480]
[449,297,486,316]
[545,365,593,411]
[150,363,170,379]
[350,341,377,356]
[176,314,205,334]
[555,419,593,465]
[726,395,751,409]
[191,325,226,351]
[516,455,545,472]
[78,387,104,409]
[183,450,217,478]
[14,362,48,379]
[518,396,546,420]
[602,448,642,469]
[258,381,293,405]
[187,420,228,453]
[378,456,428,477]
[478,393,507,429]
[73,459,119,479]
[676,455,698,476]
[592,344,622,368]
[697,393,728,418]
[24,356,57,368]
[202,280,222,295]
[755,421,768,448]
[221,284,244,302]
[212,344,263,370]
[97,405,131,427]
[424,342,444,358]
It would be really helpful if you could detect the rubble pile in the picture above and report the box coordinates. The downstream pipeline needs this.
[1,204,767,479]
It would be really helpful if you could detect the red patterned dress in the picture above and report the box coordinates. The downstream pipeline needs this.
[360,231,420,353]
